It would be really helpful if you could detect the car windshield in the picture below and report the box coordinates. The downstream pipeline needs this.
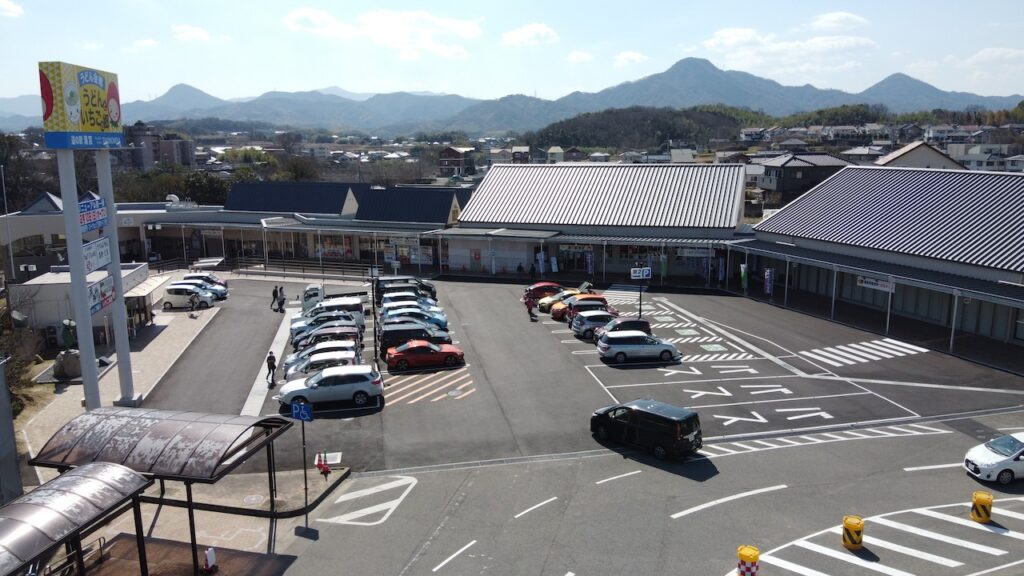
[986,435,1024,457]
[602,319,618,330]
[395,341,415,352]
[306,371,324,387]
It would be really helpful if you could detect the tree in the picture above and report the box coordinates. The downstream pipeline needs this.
[275,132,304,155]
[1,286,42,417]
[186,171,231,205]
[277,156,319,181]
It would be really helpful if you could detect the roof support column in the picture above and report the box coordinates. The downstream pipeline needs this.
[949,289,960,353]
[725,245,731,292]
[267,437,277,514]
[373,232,378,274]
[262,226,268,271]
[187,482,199,576]
[318,229,324,277]
[830,266,838,320]
[705,243,711,288]
[220,227,226,261]
[418,234,422,275]
[181,224,187,263]
[784,257,790,307]
[602,241,607,283]
[885,275,894,334]
[72,534,86,576]
[488,236,493,276]
[133,495,150,576]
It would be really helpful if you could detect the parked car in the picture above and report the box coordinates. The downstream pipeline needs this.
[374,275,437,299]
[378,315,434,329]
[381,307,448,330]
[292,298,364,327]
[283,340,360,369]
[377,323,452,359]
[594,318,653,341]
[292,319,361,347]
[523,281,563,300]
[293,325,362,351]
[571,310,618,341]
[590,399,702,460]
[291,311,361,339]
[285,350,359,379]
[597,330,679,364]
[385,340,465,371]
[552,293,607,321]
[964,433,1024,484]
[538,282,591,313]
[566,300,618,323]
[377,300,444,319]
[182,272,227,288]
[169,279,228,300]
[377,283,433,305]
[273,365,383,407]
[162,285,215,310]
[380,291,439,307]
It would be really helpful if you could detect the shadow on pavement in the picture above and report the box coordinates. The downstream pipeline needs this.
[594,439,720,482]
[275,397,384,420]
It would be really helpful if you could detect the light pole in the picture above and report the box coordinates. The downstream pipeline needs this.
[1,165,14,283]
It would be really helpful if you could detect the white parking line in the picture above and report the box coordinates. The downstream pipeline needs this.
[595,470,641,485]
[759,555,830,576]
[432,540,476,572]
[903,463,961,472]
[670,484,786,519]
[871,516,1007,555]
[916,508,1024,542]
[514,497,558,519]
[794,540,914,576]
[825,527,963,567]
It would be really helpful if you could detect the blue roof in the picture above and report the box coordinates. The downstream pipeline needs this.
[353,186,472,224]
[225,182,371,214]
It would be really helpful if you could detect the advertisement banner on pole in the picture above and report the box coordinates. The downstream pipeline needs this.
[585,252,594,274]
[79,197,108,233]
[38,62,124,149]
[856,276,895,293]
[740,263,749,290]
[82,236,111,274]
[88,275,115,315]
[764,268,775,296]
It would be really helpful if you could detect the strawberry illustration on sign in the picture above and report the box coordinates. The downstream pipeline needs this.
[106,81,121,126]
[39,69,53,121]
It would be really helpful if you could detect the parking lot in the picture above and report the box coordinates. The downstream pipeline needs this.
[139,276,1024,476]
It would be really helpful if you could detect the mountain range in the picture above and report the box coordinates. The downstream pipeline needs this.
[1,58,1021,135]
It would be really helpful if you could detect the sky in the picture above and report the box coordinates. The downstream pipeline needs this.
[2,0,1023,103]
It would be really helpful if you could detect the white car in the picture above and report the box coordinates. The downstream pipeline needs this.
[377,299,444,318]
[170,279,227,300]
[964,433,1024,484]
[283,340,360,369]
[571,310,617,341]
[182,272,227,288]
[597,330,680,364]
[162,285,215,310]
[285,350,359,379]
[273,365,383,407]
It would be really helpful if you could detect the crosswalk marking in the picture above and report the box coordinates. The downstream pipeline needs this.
[703,423,951,460]
[794,541,915,576]
[915,508,1024,542]
[799,338,927,367]
[663,336,722,343]
[825,527,963,567]
[601,284,646,305]
[651,322,693,328]
[759,554,830,576]
[870,516,1007,555]
[680,352,756,362]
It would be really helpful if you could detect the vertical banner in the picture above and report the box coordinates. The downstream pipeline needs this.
[585,252,594,275]
[740,263,749,291]
[764,268,775,296]
[536,251,546,274]
[717,257,726,283]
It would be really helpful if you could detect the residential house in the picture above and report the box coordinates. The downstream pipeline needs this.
[588,152,611,162]
[438,146,476,177]
[956,153,1007,171]
[862,123,890,140]
[764,126,786,142]
[756,152,853,204]
[776,138,808,151]
[839,145,888,165]
[619,151,645,163]
[487,148,512,166]
[1005,155,1024,172]
[875,141,964,170]
[740,128,766,143]
[826,126,859,142]
[670,149,697,163]
[563,147,586,162]
[896,124,924,143]
[158,137,196,168]
[511,146,531,164]
[925,124,956,143]
[805,126,826,142]
[715,151,749,164]
[545,146,565,164]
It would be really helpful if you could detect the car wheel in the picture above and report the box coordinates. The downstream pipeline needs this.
[396,359,409,371]
[352,391,369,406]
[198,301,210,309]
[444,355,458,366]
[660,350,672,362]
[583,329,593,340]
[596,425,608,441]
[998,469,1015,485]
[163,302,172,310]
[614,352,627,364]
[292,397,308,406]
[653,445,669,460]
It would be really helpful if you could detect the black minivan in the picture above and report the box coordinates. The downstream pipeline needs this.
[590,399,702,460]
[377,323,452,359]
[374,276,437,299]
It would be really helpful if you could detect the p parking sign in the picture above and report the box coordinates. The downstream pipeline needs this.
[291,401,314,422]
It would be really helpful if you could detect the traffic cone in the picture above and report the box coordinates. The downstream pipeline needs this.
[320,451,331,480]
[315,451,324,473]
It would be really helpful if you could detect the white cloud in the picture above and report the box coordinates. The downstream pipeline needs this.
[284,8,481,60]
[83,42,103,51]
[502,22,558,47]
[811,11,868,31]
[614,51,648,67]
[964,47,1024,66]
[0,0,22,17]
[122,38,159,54]
[907,47,1024,95]
[567,50,592,64]
[172,24,211,42]
[701,27,876,82]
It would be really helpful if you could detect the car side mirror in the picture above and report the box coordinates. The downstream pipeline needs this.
[309,383,318,389]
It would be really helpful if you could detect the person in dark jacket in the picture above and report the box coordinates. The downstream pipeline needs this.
[271,286,279,310]
[266,351,277,384]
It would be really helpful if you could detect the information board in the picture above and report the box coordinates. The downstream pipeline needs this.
[38,61,124,149]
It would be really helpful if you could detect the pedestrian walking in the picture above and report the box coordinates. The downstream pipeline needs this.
[271,286,279,310]
[524,295,537,320]
[266,351,277,384]
[188,291,199,312]
[516,262,524,280]
[277,286,286,312]
[529,262,536,280]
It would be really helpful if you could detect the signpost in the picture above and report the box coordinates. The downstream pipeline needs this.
[630,266,652,316]
[290,401,314,534]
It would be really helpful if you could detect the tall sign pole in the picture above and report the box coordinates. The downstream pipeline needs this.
[40,61,126,410]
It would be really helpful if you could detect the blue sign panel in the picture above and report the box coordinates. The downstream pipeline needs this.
[79,197,108,232]
[291,401,314,422]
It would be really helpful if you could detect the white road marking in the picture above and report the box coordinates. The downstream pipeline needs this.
[319,476,417,526]
[886,425,923,435]
[834,344,879,361]
[903,463,961,471]
[885,338,929,352]
[799,350,843,366]
[712,411,767,426]
[572,350,599,355]
[974,505,1024,522]
[432,540,476,572]
[405,374,472,404]
[759,555,830,576]
[872,516,1007,555]
[794,540,914,576]
[842,343,886,360]
[807,375,1024,396]
[908,423,947,433]
[865,340,909,356]
[916,508,1024,541]
[683,386,731,398]
[753,440,781,448]
[388,370,469,403]
[741,384,791,394]
[965,558,1024,576]
[729,442,759,451]
[776,407,833,421]
[595,470,641,485]
[671,484,786,519]
[824,528,963,567]
[812,348,859,365]
[514,497,558,519]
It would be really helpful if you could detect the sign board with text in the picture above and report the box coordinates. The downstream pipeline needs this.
[79,198,108,233]
[82,237,111,274]
[291,401,314,422]
[38,62,124,149]
[630,267,652,280]
[88,275,115,315]
[857,276,895,293]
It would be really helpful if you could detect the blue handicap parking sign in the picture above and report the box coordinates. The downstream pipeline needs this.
[291,401,314,422]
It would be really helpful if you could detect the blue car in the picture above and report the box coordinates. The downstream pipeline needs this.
[381,307,448,330]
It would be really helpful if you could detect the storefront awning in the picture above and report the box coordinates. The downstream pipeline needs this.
[555,235,736,246]
[423,227,560,239]
[124,275,170,298]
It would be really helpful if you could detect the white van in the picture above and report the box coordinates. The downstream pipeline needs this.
[285,350,359,379]
[294,296,365,326]
[162,285,215,310]
[283,340,361,369]
[182,272,227,288]
[170,279,227,300]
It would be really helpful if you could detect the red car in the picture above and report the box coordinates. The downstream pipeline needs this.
[523,281,563,300]
[386,340,465,370]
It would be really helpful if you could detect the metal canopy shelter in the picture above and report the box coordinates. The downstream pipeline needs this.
[30,408,292,576]
[0,462,152,576]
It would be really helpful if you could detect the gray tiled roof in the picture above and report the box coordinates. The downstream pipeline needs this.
[755,166,1024,273]
[459,164,745,228]
[760,153,852,168]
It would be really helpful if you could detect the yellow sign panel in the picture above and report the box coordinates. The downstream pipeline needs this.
[38,61,124,149]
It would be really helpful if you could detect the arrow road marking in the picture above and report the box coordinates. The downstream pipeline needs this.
[683,386,732,399]
[776,407,834,420]
[658,367,702,376]
[713,411,767,426]
[741,384,793,395]
[712,365,758,374]
[319,475,417,526]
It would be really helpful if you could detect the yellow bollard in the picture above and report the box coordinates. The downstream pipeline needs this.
[736,545,759,575]
[842,515,864,550]
[971,491,993,523]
